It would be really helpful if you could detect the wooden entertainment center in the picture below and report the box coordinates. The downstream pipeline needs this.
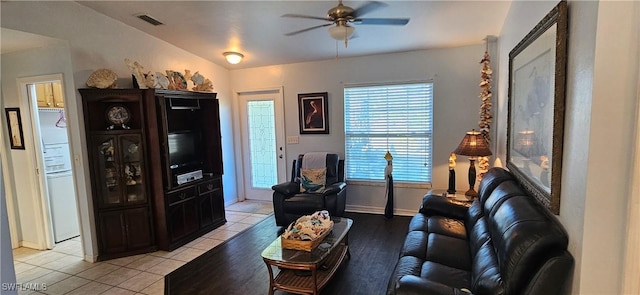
[80,88,225,260]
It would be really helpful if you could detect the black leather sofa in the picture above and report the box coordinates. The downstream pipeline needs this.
[387,167,574,295]
[272,153,347,226]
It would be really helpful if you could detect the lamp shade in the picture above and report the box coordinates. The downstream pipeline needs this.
[328,24,355,41]
[223,51,244,64]
[453,129,492,157]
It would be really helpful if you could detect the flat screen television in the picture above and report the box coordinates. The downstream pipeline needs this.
[168,131,204,170]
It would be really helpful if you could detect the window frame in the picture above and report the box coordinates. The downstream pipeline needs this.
[343,81,434,186]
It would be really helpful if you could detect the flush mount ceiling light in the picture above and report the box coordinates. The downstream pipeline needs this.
[223,52,244,65]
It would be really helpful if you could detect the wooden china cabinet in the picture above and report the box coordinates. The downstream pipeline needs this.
[79,89,156,261]
[80,88,226,259]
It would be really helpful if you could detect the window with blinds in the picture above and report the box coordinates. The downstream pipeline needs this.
[344,82,433,183]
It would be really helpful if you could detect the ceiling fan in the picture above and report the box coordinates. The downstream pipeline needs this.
[282,1,410,47]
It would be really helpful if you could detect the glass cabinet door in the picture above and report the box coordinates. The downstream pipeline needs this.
[119,134,146,204]
[95,135,122,207]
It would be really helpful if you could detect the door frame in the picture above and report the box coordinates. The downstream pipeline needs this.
[623,97,640,294]
[11,74,65,249]
[622,12,640,290]
[234,87,287,202]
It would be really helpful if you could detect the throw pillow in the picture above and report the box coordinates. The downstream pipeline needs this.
[299,168,326,193]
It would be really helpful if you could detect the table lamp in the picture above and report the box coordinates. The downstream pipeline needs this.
[453,129,492,197]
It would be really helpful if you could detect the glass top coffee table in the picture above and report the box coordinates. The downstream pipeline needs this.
[261,217,353,295]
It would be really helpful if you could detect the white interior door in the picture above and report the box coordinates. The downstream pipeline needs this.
[238,88,286,201]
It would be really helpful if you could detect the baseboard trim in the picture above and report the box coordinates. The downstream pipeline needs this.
[85,254,98,263]
[20,241,42,250]
[346,205,416,217]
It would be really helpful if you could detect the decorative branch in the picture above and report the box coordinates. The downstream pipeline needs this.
[477,50,493,181]
[478,50,493,141]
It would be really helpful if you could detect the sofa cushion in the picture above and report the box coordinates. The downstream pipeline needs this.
[470,239,504,295]
[477,167,514,204]
[468,216,491,258]
[427,216,467,240]
[281,194,325,213]
[408,213,429,232]
[387,255,424,294]
[464,200,484,236]
[400,231,428,259]
[421,261,470,290]
[426,234,470,270]
[483,180,525,218]
[486,195,569,294]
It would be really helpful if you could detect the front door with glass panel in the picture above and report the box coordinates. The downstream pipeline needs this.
[239,89,286,201]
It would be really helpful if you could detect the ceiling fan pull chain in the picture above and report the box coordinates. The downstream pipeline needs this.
[344,25,349,48]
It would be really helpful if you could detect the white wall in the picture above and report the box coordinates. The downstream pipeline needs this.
[1,1,235,261]
[496,1,640,293]
[1,43,76,249]
[5,1,637,293]
[1,158,17,294]
[231,45,487,214]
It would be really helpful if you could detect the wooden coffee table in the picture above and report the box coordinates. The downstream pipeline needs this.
[261,217,353,295]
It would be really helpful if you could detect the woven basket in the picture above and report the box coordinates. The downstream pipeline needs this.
[281,224,333,252]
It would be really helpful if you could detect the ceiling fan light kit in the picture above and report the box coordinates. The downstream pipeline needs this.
[223,51,244,64]
[328,24,355,41]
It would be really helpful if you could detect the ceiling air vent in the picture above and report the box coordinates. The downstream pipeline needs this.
[136,14,164,26]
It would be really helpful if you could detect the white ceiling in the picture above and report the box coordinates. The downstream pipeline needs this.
[76,1,511,69]
[1,1,511,69]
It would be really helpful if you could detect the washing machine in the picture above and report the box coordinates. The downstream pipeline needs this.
[46,170,80,243]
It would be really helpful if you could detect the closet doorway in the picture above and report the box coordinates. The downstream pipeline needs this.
[11,74,81,250]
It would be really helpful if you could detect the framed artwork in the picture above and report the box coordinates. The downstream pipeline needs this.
[506,1,567,214]
[298,92,329,134]
[5,108,26,150]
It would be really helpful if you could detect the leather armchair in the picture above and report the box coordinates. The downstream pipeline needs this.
[272,154,346,226]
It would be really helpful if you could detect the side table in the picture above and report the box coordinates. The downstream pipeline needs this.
[427,189,475,205]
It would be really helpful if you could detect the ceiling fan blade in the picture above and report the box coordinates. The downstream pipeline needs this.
[352,1,387,18]
[281,14,331,22]
[285,23,333,36]
[353,18,410,25]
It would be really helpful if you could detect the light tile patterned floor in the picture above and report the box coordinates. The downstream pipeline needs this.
[11,201,273,295]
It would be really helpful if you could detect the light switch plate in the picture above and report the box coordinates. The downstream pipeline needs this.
[286,136,299,144]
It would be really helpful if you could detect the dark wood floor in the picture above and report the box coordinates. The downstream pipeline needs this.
[166,212,411,295]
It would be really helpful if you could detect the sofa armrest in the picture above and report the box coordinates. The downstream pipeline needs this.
[419,194,469,220]
[323,182,346,196]
[272,182,300,196]
[394,275,472,295]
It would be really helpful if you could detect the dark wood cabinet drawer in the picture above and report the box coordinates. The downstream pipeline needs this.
[198,178,222,195]
[167,187,197,205]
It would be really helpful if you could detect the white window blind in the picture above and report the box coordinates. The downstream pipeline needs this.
[344,82,433,183]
